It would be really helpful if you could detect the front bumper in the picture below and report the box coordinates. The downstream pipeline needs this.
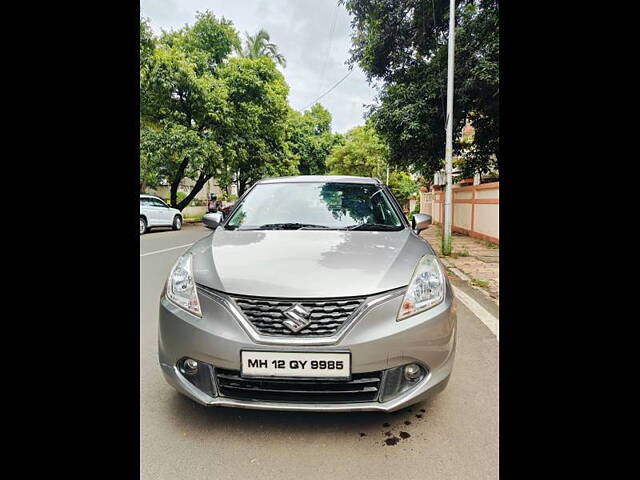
[158,285,456,412]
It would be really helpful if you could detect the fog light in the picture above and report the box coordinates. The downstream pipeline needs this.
[380,363,428,402]
[183,358,198,375]
[404,363,422,381]
[176,358,217,398]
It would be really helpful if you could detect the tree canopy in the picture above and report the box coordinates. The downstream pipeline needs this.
[238,29,287,67]
[327,124,418,206]
[285,104,339,176]
[218,56,292,194]
[342,0,499,178]
[140,12,297,207]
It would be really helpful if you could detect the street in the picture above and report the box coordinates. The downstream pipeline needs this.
[140,224,499,480]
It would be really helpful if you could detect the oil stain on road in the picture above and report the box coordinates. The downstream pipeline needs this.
[364,405,428,446]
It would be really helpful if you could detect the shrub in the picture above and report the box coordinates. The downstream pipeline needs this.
[165,191,187,206]
[407,199,421,221]
[191,198,208,207]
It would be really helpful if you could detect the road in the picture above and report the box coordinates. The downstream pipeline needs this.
[140,224,499,480]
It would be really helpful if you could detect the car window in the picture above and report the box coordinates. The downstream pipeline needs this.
[149,198,168,208]
[226,182,403,230]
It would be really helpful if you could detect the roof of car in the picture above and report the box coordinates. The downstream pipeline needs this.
[140,194,160,199]
[257,175,382,185]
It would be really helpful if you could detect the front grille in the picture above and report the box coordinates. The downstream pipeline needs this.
[230,295,366,337]
[215,369,382,403]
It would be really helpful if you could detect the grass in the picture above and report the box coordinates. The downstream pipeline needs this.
[470,277,490,289]
[441,235,453,256]
[480,239,499,249]
[450,248,471,258]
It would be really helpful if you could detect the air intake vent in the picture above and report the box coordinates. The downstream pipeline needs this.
[215,369,382,403]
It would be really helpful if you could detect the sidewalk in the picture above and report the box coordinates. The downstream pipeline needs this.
[420,225,499,303]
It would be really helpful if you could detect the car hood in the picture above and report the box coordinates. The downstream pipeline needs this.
[190,228,432,298]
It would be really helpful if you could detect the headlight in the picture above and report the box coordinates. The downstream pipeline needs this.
[397,253,445,321]
[166,253,201,317]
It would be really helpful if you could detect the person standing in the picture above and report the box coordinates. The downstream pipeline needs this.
[207,194,218,213]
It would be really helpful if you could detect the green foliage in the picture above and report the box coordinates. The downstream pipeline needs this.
[442,234,453,256]
[408,199,422,221]
[217,56,292,193]
[140,11,238,208]
[140,17,155,71]
[238,29,286,67]
[470,277,490,289]
[450,248,470,258]
[190,197,208,206]
[158,11,241,75]
[220,192,239,203]
[285,104,339,175]
[165,191,187,205]
[326,125,417,204]
[342,0,499,177]
[140,12,293,206]
[326,125,388,178]
[388,170,418,206]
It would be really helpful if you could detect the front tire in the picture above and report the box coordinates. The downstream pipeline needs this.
[172,215,182,231]
[140,217,148,235]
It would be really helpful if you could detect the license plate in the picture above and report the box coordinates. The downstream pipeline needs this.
[241,351,351,379]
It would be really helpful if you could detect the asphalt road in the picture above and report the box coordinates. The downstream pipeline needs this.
[140,224,499,480]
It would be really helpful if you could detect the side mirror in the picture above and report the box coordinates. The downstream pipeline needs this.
[202,212,222,229]
[412,213,432,234]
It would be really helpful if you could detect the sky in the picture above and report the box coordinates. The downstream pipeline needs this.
[140,0,379,133]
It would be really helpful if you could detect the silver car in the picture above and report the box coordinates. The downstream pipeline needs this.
[140,194,183,235]
[158,176,456,412]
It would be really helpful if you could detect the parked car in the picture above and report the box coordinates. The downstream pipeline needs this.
[140,194,183,235]
[159,175,456,412]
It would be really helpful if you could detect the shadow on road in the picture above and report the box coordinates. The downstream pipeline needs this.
[167,390,436,439]
[142,224,204,236]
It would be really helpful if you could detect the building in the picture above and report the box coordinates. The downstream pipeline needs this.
[145,177,238,206]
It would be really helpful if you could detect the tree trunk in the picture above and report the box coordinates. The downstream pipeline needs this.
[170,157,190,207]
[176,172,212,211]
[238,176,247,197]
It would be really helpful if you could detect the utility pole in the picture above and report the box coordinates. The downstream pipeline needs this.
[442,0,456,255]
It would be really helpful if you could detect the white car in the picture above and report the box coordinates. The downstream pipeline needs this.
[140,194,183,235]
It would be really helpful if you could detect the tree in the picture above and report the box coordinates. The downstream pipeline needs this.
[342,0,499,177]
[326,125,417,205]
[388,170,419,207]
[218,56,292,195]
[140,17,158,192]
[327,125,388,178]
[285,104,339,175]
[140,12,238,209]
[140,13,293,207]
[238,29,286,67]
[140,17,155,71]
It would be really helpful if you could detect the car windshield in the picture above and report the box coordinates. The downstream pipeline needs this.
[225,182,404,231]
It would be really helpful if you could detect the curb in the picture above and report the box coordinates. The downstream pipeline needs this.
[440,257,499,306]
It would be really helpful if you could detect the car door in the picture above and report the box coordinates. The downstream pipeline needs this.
[140,198,158,226]
[150,198,173,225]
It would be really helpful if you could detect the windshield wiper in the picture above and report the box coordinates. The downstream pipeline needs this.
[344,223,403,231]
[255,223,331,230]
